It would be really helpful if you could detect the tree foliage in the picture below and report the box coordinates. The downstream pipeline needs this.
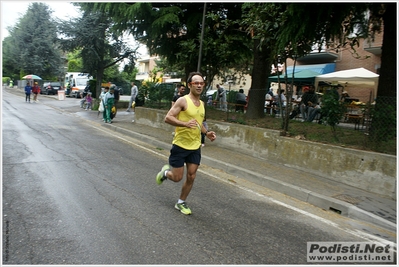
[242,2,395,128]
[87,2,253,86]
[58,5,139,97]
[2,2,63,80]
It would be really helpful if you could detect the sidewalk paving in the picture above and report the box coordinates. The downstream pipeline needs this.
[74,107,396,233]
[4,88,396,234]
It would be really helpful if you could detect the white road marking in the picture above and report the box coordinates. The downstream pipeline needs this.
[88,122,397,249]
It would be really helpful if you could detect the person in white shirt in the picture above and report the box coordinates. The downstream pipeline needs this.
[274,89,287,115]
[216,84,227,111]
[126,81,138,112]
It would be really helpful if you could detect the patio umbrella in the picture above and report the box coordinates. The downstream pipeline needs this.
[22,74,42,80]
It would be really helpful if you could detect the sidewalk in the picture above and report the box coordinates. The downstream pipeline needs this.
[74,107,396,233]
[4,88,396,234]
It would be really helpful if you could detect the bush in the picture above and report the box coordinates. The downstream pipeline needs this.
[320,91,346,131]
[142,82,174,108]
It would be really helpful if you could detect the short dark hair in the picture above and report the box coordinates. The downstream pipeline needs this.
[187,72,203,83]
[239,89,244,93]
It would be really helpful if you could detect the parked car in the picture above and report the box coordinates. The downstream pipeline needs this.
[206,89,217,97]
[41,82,63,95]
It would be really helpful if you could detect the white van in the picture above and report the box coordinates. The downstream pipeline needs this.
[64,72,92,98]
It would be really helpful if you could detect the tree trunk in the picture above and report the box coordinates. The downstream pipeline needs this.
[246,40,271,119]
[369,3,396,142]
[95,66,105,98]
[376,3,396,98]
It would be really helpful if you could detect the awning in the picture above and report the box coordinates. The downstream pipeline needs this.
[314,67,379,99]
[268,69,321,85]
[285,63,336,75]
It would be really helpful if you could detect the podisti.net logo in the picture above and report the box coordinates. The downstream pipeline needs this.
[307,242,395,263]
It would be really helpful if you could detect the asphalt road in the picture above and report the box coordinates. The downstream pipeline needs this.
[2,90,395,264]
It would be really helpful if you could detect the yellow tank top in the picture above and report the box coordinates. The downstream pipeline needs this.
[173,95,205,150]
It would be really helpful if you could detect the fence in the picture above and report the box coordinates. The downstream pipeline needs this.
[208,96,396,155]
[133,84,396,155]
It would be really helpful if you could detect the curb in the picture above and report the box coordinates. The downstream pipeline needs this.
[100,121,395,232]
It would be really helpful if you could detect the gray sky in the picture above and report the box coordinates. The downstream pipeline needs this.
[1,1,148,56]
[1,1,80,40]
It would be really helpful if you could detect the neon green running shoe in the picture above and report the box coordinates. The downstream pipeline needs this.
[156,164,170,185]
[175,202,192,215]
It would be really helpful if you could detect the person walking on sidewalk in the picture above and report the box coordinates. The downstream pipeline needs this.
[24,81,32,102]
[103,87,115,123]
[32,82,41,102]
[171,83,186,107]
[156,72,216,215]
[98,87,108,118]
[126,81,138,112]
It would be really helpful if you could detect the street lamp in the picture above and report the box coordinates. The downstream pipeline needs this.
[197,3,207,72]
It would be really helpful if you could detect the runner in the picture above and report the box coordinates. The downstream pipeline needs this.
[156,72,216,215]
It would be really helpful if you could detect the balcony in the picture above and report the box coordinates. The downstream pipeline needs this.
[297,51,339,64]
[363,40,382,55]
[135,72,149,81]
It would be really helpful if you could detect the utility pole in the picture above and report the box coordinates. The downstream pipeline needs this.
[197,3,207,72]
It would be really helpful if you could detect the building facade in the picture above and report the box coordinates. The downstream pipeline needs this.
[136,32,382,103]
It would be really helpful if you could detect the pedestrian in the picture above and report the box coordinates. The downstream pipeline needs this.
[201,117,208,147]
[112,84,120,106]
[171,84,186,134]
[216,84,227,111]
[274,89,287,115]
[85,92,93,110]
[32,82,41,102]
[171,83,185,107]
[103,87,115,123]
[156,72,216,215]
[235,88,247,112]
[80,81,90,108]
[98,87,108,118]
[66,82,71,96]
[340,90,351,103]
[24,81,32,102]
[126,81,138,112]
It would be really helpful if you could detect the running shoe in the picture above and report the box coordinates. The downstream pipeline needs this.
[175,202,192,215]
[156,164,170,185]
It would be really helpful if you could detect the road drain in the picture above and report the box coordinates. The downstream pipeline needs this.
[329,207,342,214]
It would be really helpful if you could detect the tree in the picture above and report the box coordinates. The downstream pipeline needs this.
[242,2,396,136]
[2,36,20,81]
[367,3,396,142]
[2,2,63,80]
[240,3,285,120]
[65,50,84,72]
[87,2,253,87]
[58,6,138,97]
[274,3,396,140]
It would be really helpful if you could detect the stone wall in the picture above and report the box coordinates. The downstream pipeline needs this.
[135,108,397,199]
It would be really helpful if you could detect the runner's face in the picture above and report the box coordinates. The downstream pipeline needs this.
[189,75,205,96]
